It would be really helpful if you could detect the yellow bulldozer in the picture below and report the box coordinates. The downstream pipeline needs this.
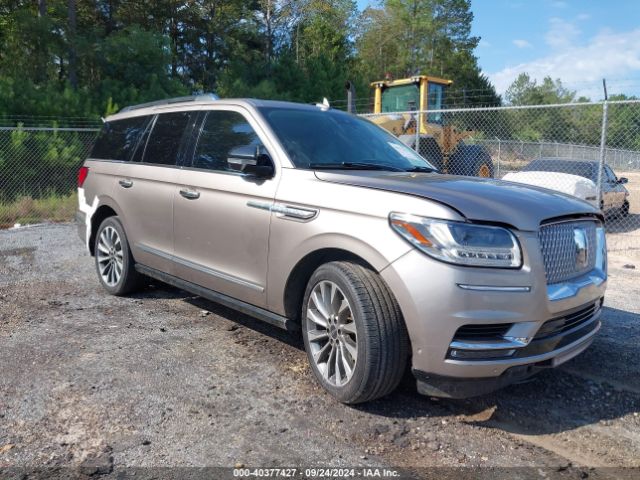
[353,75,493,177]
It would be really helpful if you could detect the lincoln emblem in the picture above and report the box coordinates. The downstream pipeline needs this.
[573,228,588,269]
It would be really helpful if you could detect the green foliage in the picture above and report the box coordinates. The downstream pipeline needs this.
[0,126,87,201]
[0,0,499,117]
[355,0,500,107]
[505,73,576,106]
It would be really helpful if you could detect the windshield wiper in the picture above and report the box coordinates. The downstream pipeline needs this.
[309,162,405,172]
[405,166,438,173]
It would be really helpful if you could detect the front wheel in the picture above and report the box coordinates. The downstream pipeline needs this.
[301,261,409,404]
[94,216,144,296]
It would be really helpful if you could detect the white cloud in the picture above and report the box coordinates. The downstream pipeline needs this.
[479,39,491,48]
[577,13,591,21]
[513,39,533,49]
[545,17,580,48]
[550,0,568,8]
[489,22,640,98]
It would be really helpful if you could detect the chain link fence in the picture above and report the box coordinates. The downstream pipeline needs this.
[1,101,639,255]
[0,126,98,228]
[362,99,640,254]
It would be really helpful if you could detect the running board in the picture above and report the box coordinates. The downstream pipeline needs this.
[135,264,297,332]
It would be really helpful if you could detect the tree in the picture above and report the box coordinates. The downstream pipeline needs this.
[505,73,575,106]
[354,0,499,107]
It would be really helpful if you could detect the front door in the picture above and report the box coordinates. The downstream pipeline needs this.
[173,108,279,308]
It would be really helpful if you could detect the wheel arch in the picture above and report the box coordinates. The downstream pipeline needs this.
[88,197,124,256]
[282,248,377,325]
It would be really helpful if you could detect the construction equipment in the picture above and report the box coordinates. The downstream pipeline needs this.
[367,75,493,177]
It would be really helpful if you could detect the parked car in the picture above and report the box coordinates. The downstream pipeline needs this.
[503,158,630,216]
[77,97,607,403]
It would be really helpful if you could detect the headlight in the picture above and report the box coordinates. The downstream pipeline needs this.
[389,213,522,268]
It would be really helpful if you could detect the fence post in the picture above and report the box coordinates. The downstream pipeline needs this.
[414,110,420,154]
[596,101,609,208]
[494,137,501,178]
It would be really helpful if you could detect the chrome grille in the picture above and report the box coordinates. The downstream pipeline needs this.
[539,220,598,284]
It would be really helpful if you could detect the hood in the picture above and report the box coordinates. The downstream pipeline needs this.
[314,171,600,231]
[502,171,596,200]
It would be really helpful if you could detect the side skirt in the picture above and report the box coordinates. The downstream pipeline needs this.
[135,263,298,332]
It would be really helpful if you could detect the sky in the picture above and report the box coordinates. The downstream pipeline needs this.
[356,0,640,100]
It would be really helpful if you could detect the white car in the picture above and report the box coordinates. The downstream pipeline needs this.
[503,158,629,216]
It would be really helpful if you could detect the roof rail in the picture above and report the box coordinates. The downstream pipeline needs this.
[119,93,219,113]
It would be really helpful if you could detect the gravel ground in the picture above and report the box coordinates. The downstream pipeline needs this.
[0,224,639,479]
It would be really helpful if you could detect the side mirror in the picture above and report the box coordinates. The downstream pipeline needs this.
[227,145,274,178]
[618,177,628,184]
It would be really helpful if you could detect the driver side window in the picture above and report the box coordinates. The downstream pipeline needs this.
[193,111,262,172]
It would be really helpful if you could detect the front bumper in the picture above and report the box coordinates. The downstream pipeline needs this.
[380,229,606,397]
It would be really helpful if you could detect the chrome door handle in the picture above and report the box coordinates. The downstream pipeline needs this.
[179,188,200,200]
[119,179,133,188]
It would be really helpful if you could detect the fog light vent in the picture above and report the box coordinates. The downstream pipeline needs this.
[449,349,516,360]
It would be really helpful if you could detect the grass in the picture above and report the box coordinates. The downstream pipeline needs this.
[0,192,77,228]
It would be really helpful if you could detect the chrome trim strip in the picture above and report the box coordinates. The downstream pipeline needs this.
[247,200,272,212]
[446,320,600,366]
[547,270,606,301]
[450,337,530,351]
[136,243,264,292]
[457,284,531,292]
[449,307,601,352]
[247,201,318,221]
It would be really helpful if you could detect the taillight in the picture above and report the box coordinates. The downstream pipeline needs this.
[78,166,89,188]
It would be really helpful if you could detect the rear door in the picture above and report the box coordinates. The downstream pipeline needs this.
[115,111,197,274]
[173,107,279,308]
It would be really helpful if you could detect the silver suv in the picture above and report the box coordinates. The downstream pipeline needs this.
[77,96,607,403]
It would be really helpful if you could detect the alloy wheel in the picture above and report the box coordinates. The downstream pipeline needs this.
[96,226,124,287]
[305,280,358,387]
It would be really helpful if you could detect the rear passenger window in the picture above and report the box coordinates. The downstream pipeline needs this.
[142,112,192,166]
[90,116,150,161]
[192,111,262,172]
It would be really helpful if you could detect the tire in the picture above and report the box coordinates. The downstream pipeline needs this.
[621,200,630,217]
[301,261,409,404]
[448,144,494,178]
[94,216,144,296]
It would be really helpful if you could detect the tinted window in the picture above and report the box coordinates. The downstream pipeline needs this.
[192,111,262,172]
[90,116,150,161]
[142,112,193,166]
[259,107,434,170]
[524,159,596,181]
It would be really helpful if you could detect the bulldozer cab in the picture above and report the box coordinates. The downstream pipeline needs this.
[371,75,452,132]
[368,75,494,178]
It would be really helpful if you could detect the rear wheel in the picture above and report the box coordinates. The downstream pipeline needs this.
[301,261,409,404]
[94,216,144,296]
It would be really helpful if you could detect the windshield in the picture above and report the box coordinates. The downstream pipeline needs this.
[258,107,436,171]
[523,159,596,181]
